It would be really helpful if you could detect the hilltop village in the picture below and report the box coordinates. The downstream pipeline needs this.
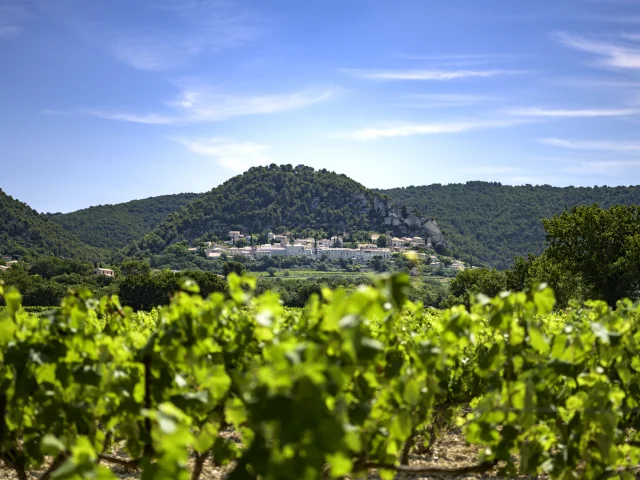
[190,231,466,271]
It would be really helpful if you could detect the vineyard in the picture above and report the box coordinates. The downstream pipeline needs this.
[1,274,640,480]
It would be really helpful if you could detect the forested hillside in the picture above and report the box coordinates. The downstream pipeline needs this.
[46,193,200,250]
[0,189,105,261]
[382,182,640,269]
[130,164,445,255]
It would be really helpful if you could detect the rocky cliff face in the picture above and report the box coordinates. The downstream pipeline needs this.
[371,196,448,249]
[425,219,446,249]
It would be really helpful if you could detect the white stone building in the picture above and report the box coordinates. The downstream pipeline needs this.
[411,237,426,247]
[93,268,115,277]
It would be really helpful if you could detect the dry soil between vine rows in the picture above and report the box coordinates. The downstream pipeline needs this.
[0,430,511,480]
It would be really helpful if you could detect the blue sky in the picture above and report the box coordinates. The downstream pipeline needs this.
[2,0,640,213]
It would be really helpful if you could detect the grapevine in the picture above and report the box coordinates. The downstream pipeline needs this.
[1,274,639,479]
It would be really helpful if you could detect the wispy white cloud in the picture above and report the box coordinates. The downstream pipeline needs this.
[346,119,526,141]
[396,53,516,67]
[342,68,524,81]
[562,159,640,174]
[0,1,30,39]
[529,151,640,175]
[540,137,640,151]
[110,0,259,70]
[575,14,640,24]
[507,106,640,117]
[172,137,271,171]
[79,86,338,124]
[550,77,640,89]
[393,93,498,108]
[85,111,175,124]
[554,31,640,69]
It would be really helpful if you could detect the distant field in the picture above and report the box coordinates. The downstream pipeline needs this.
[252,269,370,278]
[252,269,453,284]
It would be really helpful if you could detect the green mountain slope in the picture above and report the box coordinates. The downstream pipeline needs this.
[131,164,446,254]
[46,193,200,250]
[381,182,640,269]
[0,189,105,261]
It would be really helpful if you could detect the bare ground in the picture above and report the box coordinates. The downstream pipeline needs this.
[0,430,508,480]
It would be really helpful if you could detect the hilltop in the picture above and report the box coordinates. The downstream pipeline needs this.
[130,164,447,255]
[46,193,200,250]
[382,182,640,269]
[0,189,105,261]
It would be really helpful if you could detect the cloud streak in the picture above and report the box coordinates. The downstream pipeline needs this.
[554,31,640,69]
[507,106,640,117]
[342,68,524,81]
[82,86,338,124]
[396,53,517,67]
[393,93,498,108]
[562,159,640,174]
[347,119,526,141]
[540,137,640,151]
[172,137,271,171]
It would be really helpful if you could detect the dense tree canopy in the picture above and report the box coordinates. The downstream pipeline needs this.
[543,204,640,306]
[46,193,199,250]
[0,189,105,261]
[0,260,117,306]
[382,182,640,269]
[442,268,507,308]
[504,252,582,309]
[117,270,227,310]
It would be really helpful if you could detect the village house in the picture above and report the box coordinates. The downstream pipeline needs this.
[319,245,391,262]
[449,260,466,271]
[228,247,252,256]
[229,231,243,243]
[411,237,426,247]
[391,237,405,249]
[357,248,391,262]
[93,267,115,277]
[286,244,314,256]
[256,245,286,256]
[330,235,343,245]
[322,248,356,261]
[298,238,315,247]
[272,234,288,245]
